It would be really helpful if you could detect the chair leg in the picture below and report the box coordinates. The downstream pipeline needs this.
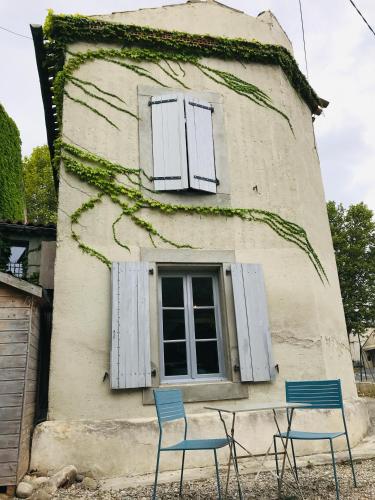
[344,431,357,487]
[214,449,222,500]
[290,439,299,481]
[152,449,161,500]
[179,450,186,497]
[273,436,280,490]
[329,439,340,500]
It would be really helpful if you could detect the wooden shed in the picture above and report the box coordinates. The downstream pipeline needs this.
[0,272,42,488]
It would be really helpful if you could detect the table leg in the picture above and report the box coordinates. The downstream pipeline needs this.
[218,411,243,500]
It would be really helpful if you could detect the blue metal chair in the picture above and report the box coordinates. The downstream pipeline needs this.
[152,389,230,499]
[274,379,357,500]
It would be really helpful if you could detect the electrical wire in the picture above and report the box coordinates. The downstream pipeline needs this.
[348,0,375,37]
[298,0,309,80]
[0,25,32,40]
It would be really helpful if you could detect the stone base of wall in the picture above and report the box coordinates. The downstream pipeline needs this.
[31,398,369,479]
[356,382,375,398]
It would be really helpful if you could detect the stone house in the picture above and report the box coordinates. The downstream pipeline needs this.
[30,1,368,479]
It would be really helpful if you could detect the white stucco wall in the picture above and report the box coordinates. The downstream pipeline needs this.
[32,2,367,478]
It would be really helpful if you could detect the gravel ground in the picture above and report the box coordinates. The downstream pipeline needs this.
[52,459,375,499]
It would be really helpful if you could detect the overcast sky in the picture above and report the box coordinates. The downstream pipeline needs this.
[0,0,374,209]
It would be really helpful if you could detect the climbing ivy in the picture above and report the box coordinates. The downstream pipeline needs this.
[42,11,328,282]
[44,11,323,113]
[0,104,25,220]
[52,47,292,135]
[60,141,327,282]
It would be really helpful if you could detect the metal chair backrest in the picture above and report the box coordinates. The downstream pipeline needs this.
[154,389,186,428]
[286,379,343,410]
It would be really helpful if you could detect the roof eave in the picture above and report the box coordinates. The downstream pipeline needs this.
[0,271,43,298]
[30,24,59,190]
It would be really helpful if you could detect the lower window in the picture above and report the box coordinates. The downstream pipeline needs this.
[159,271,225,382]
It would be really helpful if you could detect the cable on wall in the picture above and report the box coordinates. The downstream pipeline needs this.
[298,0,309,80]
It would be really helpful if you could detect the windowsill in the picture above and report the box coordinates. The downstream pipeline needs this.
[161,376,227,384]
[142,381,248,405]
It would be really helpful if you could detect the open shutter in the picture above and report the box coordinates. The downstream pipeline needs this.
[185,97,217,193]
[111,262,151,389]
[231,263,275,382]
[150,94,188,191]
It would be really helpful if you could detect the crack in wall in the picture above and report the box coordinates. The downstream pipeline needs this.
[272,332,321,348]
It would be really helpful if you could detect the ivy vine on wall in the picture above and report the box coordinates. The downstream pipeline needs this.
[43,11,328,283]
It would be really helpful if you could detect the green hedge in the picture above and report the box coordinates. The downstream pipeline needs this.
[0,104,25,220]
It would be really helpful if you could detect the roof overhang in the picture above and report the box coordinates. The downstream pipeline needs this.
[0,220,56,238]
[30,24,59,190]
[0,271,43,298]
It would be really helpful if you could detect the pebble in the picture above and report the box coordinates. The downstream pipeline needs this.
[81,477,98,491]
[16,481,33,498]
[29,490,52,500]
[49,458,375,499]
[31,478,48,488]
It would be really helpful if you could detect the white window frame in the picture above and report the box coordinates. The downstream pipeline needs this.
[158,270,226,383]
[137,86,231,204]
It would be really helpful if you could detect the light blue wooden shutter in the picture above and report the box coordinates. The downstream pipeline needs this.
[185,97,217,193]
[111,262,151,389]
[150,94,188,191]
[231,263,275,382]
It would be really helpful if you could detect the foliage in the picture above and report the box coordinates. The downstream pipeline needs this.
[53,47,292,134]
[327,201,375,336]
[61,141,327,281]
[0,104,25,220]
[23,145,57,224]
[43,11,323,113]
[41,10,327,281]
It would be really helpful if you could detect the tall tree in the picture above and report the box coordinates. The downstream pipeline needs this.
[23,145,57,224]
[0,103,25,220]
[327,201,375,337]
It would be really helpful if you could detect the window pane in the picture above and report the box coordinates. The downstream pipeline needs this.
[7,245,28,278]
[164,342,188,376]
[162,277,184,307]
[196,341,219,374]
[163,310,186,340]
[194,309,217,339]
[192,277,214,306]
[9,246,27,264]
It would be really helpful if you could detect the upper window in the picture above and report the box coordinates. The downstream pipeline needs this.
[159,271,225,382]
[150,94,218,193]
